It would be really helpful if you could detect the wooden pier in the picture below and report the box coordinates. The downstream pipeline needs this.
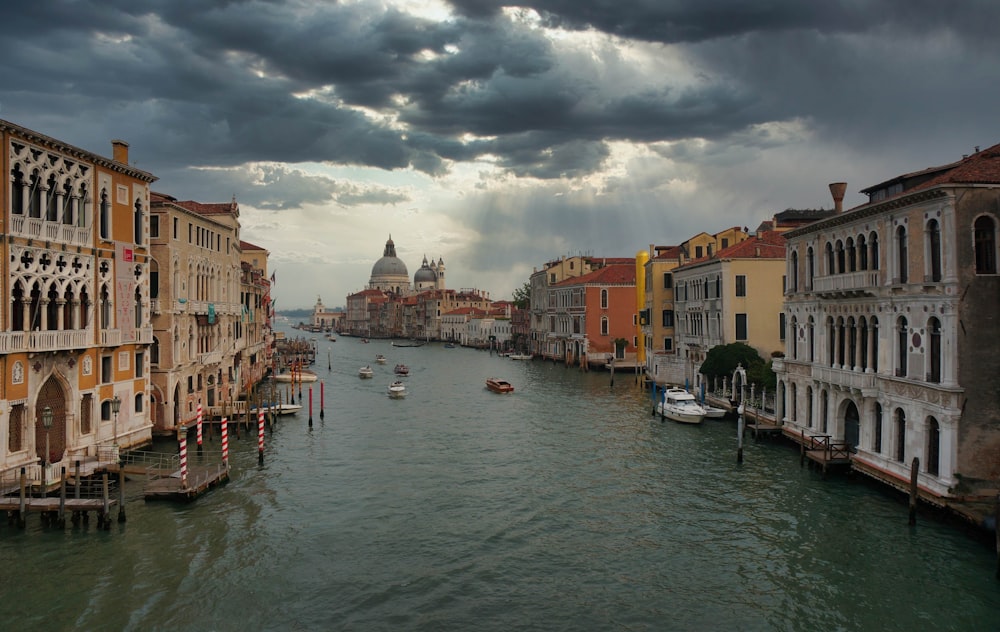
[144,464,230,501]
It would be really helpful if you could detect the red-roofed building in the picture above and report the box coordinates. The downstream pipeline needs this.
[670,230,787,388]
[777,144,1000,501]
[546,263,637,368]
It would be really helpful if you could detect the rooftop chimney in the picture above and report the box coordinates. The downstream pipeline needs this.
[112,139,129,164]
[829,182,847,213]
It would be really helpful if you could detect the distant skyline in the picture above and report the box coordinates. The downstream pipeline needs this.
[2,1,998,308]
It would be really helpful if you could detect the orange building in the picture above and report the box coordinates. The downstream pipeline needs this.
[546,264,636,368]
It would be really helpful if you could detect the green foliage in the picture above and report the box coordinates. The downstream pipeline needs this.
[512,282,531,309]
[699,342,775,389]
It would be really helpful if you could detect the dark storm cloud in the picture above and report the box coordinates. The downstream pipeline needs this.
[0,0,998,207]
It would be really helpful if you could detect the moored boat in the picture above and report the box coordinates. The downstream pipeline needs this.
[486,378,514,393]
[703,405,727,419]
[656,388,706,424]
[273,370,319,383]
[387,380,407,398]
[251,403,303,416]
[509,353,532,360]
[358,365,374,379]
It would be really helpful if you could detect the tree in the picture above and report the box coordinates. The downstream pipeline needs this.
[699,342,774,389]
[512,282,531,309]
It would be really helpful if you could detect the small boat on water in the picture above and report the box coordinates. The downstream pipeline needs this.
[509,354,532,360]
[358,365,374,379]
[486,378,514,393]
[443,343,456,349]
[375,354,387,364]
[703,405,728,419]
[361,338,369,344]
[394,364,410,375]
[387,381,407,398]
[251,403,303,416]
[392,340,425,348]
[273,370,319,383]
[656,388,706,424]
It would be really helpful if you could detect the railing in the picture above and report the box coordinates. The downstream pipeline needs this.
[812,270,881,294]
[137,325,153,344]
[150,299,161,314]
[201,350,223,365]
[100,329,122,346]
[0,330,91,353]
[812,365,877,391]
[9,215,92,247]
[807,434,852,461]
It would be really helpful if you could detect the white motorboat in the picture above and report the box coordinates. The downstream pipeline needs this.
[509,354,533,360]
[703,405,728,419]
[273,370,319,383]
[375,354,387,364]
[358,365,374,379]
[251,403,303,416]
[656,388,706,424]
[387,380,407,397]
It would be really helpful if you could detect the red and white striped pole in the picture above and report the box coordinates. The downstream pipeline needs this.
[179,427,188,488]
[257,409,265,465]
[221,416,229,469]
[196,403,203,446]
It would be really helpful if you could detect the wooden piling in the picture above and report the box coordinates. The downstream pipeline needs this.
[737,404,745,464]
[101,473,110,530]
[908,457,920,526]
[18,468,26,528]
[118,468,127,523]
[58,467,67,528]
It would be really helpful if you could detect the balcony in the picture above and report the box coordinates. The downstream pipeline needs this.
[100,329,122,346]
[812,365,877,394]
[201,350,223,365]
[138,325,154,344]
[812,270,881,297]
[9,215,92,248]
[150,299,161,315]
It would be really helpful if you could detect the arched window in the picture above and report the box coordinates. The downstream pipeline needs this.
[846,237,857,272]
[151,336,160,365]
[825,242,835,275]
[859,317,869,370]
[927,219,942,282]
[600,289,608,309]
[806,247,815,289]
[135,286,143,329]
[28,170,42,218]
[926,417,940,476]
[858,234,868,270]
[134,198,144,244]
[873,402,883,453]
[600,316,608,336]
[100,284,112,329]
[807,316,815,362]
[836,317,846,367]
[790,250,799,293]
[895,408,906,462]
[974,215,997,274]
[896,225,908,283]
[11,164,25,215]
[790,316,798,359]
[836,239,846,274]
[847,317,857,369]
[99,188,110,240]
[820,389,829,433]
[896,316,908,377]
[870,232,880,270]
[46,173,58,221]
[867,317,877,372]
[806,386,813,428]
[827,316,836,367]
[790,383,797,422]
[928,317,941,383]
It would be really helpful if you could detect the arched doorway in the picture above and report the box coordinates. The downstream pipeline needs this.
[844,400,860,452]
[173,383,182,428]
[36,376,67,463]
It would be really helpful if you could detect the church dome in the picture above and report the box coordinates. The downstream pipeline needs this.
[414,255,437,284]
[371,237,408,278]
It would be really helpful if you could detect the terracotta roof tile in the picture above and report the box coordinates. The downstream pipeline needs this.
[555,264,635,286]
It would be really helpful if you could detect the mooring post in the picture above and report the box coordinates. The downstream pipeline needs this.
[72,459,82,526]
[995,493,1000,580]
[58,466,67,527]
[737,403,745,464]
[18,467,26,528]
[118,467,126,523]
[101,473,110,530]
[320,381,325,420]
[308,386,313,428]
[908,457,920,526]
[258,409,265,466]
[609,361,615,389]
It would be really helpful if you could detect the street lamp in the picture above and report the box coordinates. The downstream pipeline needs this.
[111,395,121,447]
[41,406,53,491]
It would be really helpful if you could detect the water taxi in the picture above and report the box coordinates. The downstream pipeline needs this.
[486,378,514,394]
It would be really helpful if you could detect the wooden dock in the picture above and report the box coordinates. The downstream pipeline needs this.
[144,464,230,501]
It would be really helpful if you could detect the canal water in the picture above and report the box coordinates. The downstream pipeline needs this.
[3,328,999,630]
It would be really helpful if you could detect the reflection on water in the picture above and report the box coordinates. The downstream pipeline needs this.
[2,330,998,630]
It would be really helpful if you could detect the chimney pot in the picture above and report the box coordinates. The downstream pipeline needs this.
[829,182,847,213]
[112,139,129,164]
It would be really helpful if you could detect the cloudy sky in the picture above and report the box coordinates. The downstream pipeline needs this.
[2,1,997,309]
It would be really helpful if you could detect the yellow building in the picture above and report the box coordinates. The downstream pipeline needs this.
[1,120,157,488]
[670,231,787,388]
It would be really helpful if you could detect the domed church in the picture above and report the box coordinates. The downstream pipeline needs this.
[369,236,410,295]
[414,254,446,291]
[368,236,446,295]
